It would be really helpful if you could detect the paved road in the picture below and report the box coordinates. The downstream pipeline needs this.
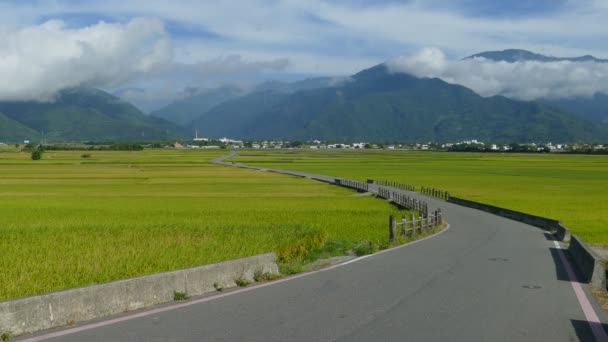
[20,152,608,341]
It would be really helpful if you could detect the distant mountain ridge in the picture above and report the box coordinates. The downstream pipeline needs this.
[0,88,186,142]
[189,64,606,142]
[2,49,606,143]
[466,49,608,63]
[151,86,247,126]
[151,77,349,126]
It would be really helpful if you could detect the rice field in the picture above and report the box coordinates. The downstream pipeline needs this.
[234,149,608,243]
[0,148,408,301]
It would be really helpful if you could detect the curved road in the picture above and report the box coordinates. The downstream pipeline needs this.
[20,152,608,341]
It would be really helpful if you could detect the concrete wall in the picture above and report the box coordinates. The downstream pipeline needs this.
[448,197,571,242]
[569,236,606,289]
[0,253,278,336]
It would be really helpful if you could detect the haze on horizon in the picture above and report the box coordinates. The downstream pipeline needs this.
[1,0,607,111]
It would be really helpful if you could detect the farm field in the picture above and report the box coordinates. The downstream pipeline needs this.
[233,149,608,243]
[0,148,408,301]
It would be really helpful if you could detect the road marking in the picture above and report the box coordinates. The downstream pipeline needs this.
[552,239,608,341]
[17,226,450,341]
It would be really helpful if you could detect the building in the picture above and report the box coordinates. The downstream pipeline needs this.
[193,130,208,142]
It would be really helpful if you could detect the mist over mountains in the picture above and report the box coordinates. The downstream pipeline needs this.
[0,49,606,143]
[151,49,608,142]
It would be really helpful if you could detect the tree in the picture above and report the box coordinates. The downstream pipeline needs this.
[31,150,42,160]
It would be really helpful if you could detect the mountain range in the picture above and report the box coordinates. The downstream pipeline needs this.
[150,77,349,126]
[187,64,605,142]
[466,49,608,63]
[0,88,186,142]
[0,49,606,143]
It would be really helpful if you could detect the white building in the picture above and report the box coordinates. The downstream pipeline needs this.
[193,130,208,142]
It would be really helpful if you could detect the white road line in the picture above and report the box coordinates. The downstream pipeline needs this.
[552,239,608,341]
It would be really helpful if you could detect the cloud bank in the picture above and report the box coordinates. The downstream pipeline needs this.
[191,55,289,77]
[0,18,174,102]
[387,48,608,100]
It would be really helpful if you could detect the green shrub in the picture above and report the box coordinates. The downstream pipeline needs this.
[81,153,92,159]
[31,150,42,160]
[353,241,377,256]
[254,269,282,282]
[1,331,13,341]
[173,291,189,300]
[278,262,304,275]
[235,277,252,287]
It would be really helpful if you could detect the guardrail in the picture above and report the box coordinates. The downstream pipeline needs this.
[334,178,369,192]
[420,186,451,200]
[388,209,443,242]
[373,179,416,192]
[378,188,429,216]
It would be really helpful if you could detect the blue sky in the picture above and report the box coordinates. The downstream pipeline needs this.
[0,0,606,109]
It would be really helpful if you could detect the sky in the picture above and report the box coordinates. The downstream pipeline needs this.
[0,0,607,111]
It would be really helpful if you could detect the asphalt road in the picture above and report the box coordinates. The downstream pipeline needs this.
[20,152,608,341]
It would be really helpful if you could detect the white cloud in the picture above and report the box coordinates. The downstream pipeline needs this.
[2,1,608,102]
[387,47,608,100]
[190,55,290,77]
[0,18,173,101]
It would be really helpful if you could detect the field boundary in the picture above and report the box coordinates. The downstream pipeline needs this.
[0,253,278,336]
[447,196,605,290]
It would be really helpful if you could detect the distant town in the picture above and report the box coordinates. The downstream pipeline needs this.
[1,136,606,154]
[167,136,607,154]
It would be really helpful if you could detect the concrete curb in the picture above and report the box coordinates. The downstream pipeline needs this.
[0,253,278,336]
[447,196,605,290]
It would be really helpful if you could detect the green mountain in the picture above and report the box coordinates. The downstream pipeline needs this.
[466,49,608,63]
[0,88,186,142]
[191,64,607,142]
[544,93,608,124]
[150,86,246,126]
[0,112,40,143]
[151,77,346,126]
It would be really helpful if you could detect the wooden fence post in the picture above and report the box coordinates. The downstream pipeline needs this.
[389,215,396,242]
[410,213,416,238]
[401,216,407,237]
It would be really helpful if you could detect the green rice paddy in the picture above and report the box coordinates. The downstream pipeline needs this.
[0,148,408,300]
[6,146,596,301]
[234,149,608,243]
